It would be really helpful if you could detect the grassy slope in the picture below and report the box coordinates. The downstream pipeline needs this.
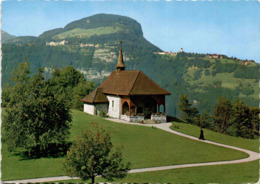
[170,121,259,152]
[59,160,259,183]
[2,110,248,181]
[54,27,122,39]
[49,120,260,183]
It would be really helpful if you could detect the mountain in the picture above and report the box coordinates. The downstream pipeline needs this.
[2,14,259,116]
[2,14,160,84]
[4,36,38,44]
[39,14,143,41]
[1,30,16,43]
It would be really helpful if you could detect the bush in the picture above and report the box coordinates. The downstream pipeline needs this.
[99,110,106,117]
[204,69,210,76]
[211,70,217,77]
[194,69,202,80]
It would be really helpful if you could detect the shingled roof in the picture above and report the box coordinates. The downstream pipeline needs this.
[81,88,108,103]
[81,70,171,104]
[99,70,171,95]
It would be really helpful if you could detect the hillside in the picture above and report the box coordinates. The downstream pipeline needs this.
[2,13,259,116]
[39,14,143,42]
[2,110,249,181]
[147,52,259,116]
[4,36,38,44]
[1,30,16,43]
[2,14,160,84]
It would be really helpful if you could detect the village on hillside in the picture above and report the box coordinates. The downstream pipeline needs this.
[154,48,255,65]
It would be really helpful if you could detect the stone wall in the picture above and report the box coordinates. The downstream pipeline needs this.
[107,95,122,118]
[121,115,144,122]
[151,115,167,123]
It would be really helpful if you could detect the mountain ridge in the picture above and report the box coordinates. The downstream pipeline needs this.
[2,14,259,116]
[1,30,16,43]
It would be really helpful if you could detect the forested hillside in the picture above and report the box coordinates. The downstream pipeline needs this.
[1,30,16,43]
[2,13,259,116]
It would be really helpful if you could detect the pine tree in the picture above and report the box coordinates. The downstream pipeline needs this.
[178,94,199,124]
[213,97,232,133]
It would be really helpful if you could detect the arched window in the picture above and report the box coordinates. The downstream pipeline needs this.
[159,104,164,113]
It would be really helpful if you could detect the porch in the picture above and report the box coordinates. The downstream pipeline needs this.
[120,95,167,123]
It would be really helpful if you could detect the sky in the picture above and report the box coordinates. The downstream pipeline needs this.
[2,0,260,63]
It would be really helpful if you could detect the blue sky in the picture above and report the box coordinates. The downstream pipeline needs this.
[2,0,260,62]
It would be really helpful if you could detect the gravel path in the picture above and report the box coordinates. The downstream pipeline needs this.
[3,119,259,183]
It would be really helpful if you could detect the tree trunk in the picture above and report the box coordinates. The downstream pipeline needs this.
[91,176,95,184]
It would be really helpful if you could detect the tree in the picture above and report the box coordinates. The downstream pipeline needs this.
[204,69,210,76]
[1,83,13,107]
[198,110,212,129]
[229,99,254,139]
[72,81,95,110]
[63,123,130,183]
[48,66,95,110]
[213,97,232,133]
[249,107,260,138]
[178,94,199,124]
[3,62,72,155]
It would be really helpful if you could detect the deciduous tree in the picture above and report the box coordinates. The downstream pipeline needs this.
[48,66,95,110]
[3,62,72,155]
[63,123,130,183]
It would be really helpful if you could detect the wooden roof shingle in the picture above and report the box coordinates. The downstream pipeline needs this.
[80,88,108,103]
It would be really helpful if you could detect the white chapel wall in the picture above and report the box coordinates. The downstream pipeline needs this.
[107,95,121,118]
[84,103,95,115]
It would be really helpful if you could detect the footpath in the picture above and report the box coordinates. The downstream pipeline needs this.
[3,119,259,183]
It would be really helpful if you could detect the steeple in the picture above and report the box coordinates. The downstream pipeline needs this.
[115,41,126,72]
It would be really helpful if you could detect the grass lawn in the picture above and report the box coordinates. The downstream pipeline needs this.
[56,160,259,183]
[170,121,259,152]
[2,110,249,181]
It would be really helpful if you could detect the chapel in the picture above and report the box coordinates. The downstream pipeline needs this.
[81,43,171,122]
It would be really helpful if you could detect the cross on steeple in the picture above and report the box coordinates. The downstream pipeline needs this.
[115,41,126,72]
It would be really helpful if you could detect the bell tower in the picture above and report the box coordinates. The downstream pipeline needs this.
[115,41,126,72]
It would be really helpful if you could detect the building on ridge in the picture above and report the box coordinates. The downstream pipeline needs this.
[81,42,171,123]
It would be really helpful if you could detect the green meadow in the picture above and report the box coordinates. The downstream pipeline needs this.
[58,160,259,183]
[1,110,251,181]
[170,121,259,152]
[48,119,260,183]
[54,27,122,39]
